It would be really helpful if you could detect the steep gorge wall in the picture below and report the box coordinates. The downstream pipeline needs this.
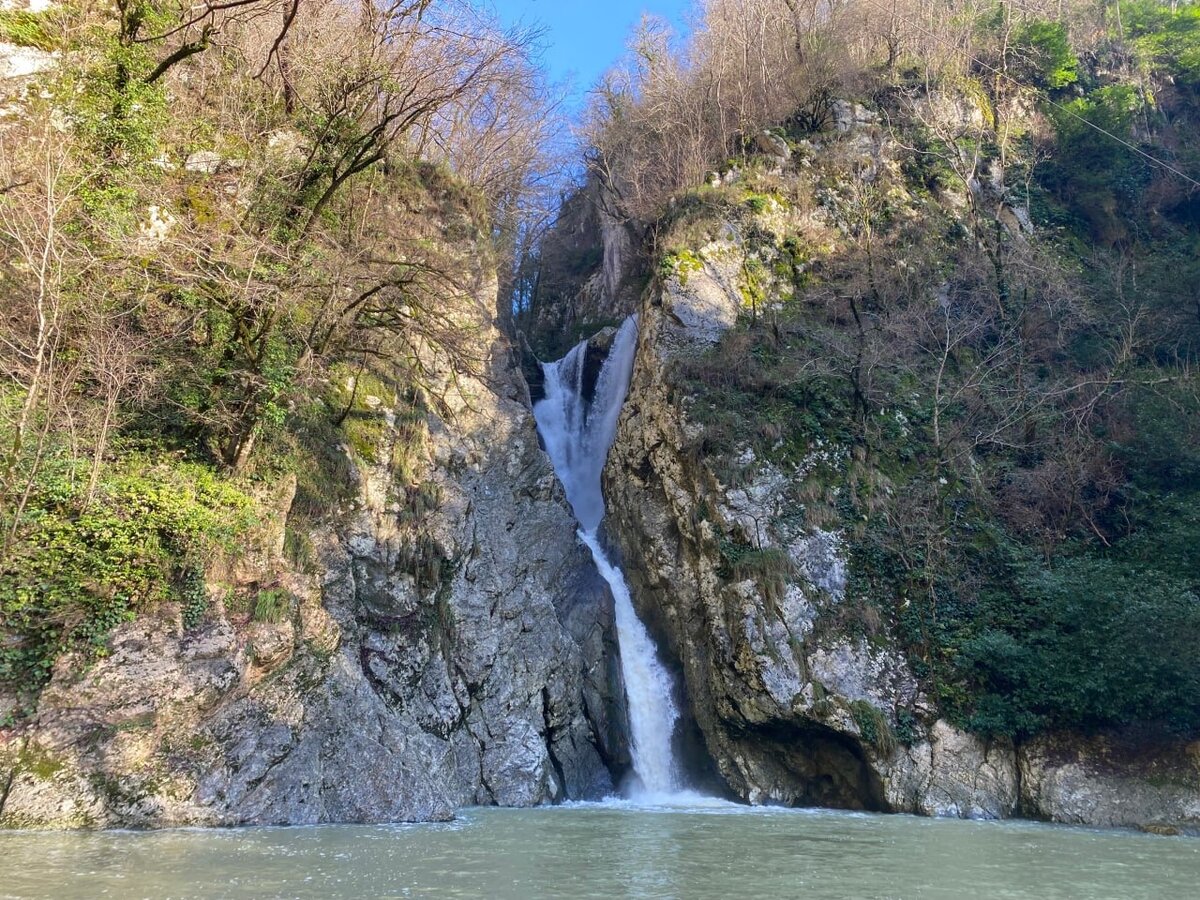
[599,209,1200,833]
[520,177,647,358]
[0,6,636,825]
[0,280,627,828]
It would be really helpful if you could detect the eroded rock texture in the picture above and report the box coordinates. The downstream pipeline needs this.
[0,294,621,829]
[519,176,646,357]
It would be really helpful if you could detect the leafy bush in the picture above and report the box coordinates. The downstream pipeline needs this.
[0,452,254,700]
[46,12,171,226]
[179,567,209,630]
[1051,85,1141,149]
[894,708,920,745]
[1121,0,1200,84]
[959,557,1200,738]
[849,700,897,756]
[252,588,291,624]
[0,8,57,50]
[1042,84,1147,240]
[1112,494,1200,593]
[1112,381,1200,494]
[1011,20,1079,89]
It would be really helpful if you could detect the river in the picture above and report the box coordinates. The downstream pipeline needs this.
[1,803,1197,899]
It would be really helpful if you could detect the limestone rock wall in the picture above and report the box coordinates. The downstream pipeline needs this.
[521,176,646,357]
[0,292,621,829]
[600,238,1200,833]
[1018,733,1200,832]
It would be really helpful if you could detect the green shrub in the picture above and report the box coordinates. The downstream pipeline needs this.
[0,9,57,51]
[180,567,209,630]
[660,249,705,285]
[743,191,784,214]
[959,557,1200,738]
[901,126,959,195]
[1051,85,1141,147]
[1112,494,1200,594]
[1121,0,1200,84]
[252,588,291,624]
[1011,20,1078,89]
[1113,381,1200,495]
[894,708,920,745]
[0,452,254,701]
[849,700,897,756]
[1042,84,1147,239]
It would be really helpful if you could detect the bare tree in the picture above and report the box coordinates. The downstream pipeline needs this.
[0,120,94,541]
[81,317,152,507]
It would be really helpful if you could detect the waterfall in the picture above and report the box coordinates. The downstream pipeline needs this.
[533,317,682,797]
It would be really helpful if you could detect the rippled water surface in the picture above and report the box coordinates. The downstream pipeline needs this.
[2,803,1198,899]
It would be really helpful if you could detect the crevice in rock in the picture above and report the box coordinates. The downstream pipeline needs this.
[1013,737,1029,818]
[0,753,18,821]
[474,725,497,805]
[540,687,568,798]
[358,646,406,710]
[580,337,611,406]
[515,331,546,404]
[674,710,735,800]
[580,691,630,784]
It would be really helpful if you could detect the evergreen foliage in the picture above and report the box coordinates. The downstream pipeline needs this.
[0,448,253,705]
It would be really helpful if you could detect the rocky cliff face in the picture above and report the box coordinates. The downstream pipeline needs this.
[0,8,55,83]
[601,234,1200,833]
[0,286,624,828]
[520,176,646,357]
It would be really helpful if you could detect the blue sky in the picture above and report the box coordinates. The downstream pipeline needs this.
[485,0,693,101]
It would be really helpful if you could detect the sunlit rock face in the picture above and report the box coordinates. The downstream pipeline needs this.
[518,175,647,357]
[601,244,908,811]
[0,2,57,83]
[0,244,619,830]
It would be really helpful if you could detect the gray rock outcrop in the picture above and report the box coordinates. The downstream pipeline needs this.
[0,2,55,84]
[1018,732,1200,832]
[0,285,620,829]
[519,176,646,356]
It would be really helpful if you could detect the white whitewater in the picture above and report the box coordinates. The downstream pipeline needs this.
[533,317,682,797]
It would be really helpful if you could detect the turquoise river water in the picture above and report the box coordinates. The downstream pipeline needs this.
[1,802,1198,899]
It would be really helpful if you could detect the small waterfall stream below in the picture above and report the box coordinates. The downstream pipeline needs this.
[532,316,683,798]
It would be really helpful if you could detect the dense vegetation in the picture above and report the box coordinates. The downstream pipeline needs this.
[0,0,559,716]
[548,0,1200,740]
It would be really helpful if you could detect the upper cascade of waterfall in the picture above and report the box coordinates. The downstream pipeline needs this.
[534,317,639,532]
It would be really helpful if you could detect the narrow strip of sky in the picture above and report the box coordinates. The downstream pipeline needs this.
[485,0,693,104]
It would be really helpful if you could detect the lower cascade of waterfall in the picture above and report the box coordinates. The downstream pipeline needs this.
[533,316,683,798]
